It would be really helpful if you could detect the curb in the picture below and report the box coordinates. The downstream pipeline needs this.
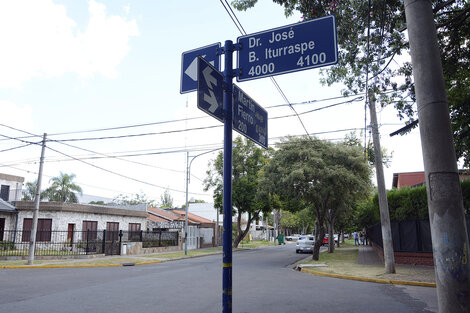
[1,260,162,269]
[299,268,436,288]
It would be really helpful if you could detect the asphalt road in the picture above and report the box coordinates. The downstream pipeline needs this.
[0,244,437,313]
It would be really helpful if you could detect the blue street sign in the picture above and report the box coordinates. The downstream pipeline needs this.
[237,15,338,82]
[181,43,221,94]
[197,56,224,122]
[232,84,268,149]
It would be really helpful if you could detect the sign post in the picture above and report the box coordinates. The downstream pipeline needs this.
[183,16,338,313]
[222,40,234,313]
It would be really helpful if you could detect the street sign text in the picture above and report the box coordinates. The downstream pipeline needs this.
[237,15,337,82]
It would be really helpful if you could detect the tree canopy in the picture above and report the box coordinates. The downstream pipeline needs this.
[261,136,371,259]
[43,172,82,203]
[232,0,470,166]
[204,137,272,247]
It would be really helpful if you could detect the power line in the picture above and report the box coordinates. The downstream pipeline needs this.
[44,145,209,196]
[219,0,311,138]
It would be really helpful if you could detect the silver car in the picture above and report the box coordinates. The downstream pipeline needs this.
[295,235,315,253]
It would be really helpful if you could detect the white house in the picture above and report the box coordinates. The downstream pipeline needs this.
[0,173,24,202]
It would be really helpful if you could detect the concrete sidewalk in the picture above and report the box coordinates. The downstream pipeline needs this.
[357,245,384,265]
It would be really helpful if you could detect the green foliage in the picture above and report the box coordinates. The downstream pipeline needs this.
[113,192,156,206]
[261,136,372,258]
[89,201,106,205]
[22,180,47,201]
[357,179,470,228]
[43,172,82,203]
[160,189,173,208]
[204,137,272,247]
[232,0,470,166]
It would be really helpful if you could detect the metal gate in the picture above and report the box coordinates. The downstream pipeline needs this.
[187,226,198,250]
[104,229,121,256]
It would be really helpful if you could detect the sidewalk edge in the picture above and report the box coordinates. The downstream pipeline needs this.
[300,268,436,288]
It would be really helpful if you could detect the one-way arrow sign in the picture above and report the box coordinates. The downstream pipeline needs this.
[197,56,224,122]
[180,43,220,94]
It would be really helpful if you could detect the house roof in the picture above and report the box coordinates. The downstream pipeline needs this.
[147,207,183,222]
[392,169,470,189]
[0,173,24,183]
[14,201,148,218]
[172,209,214,225]
[0,198,17,213]
[392,172,425,189]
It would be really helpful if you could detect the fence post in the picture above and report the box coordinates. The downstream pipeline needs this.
[139,230,143,243]
[102,230,106,254]
[158,231,162,247]
[86,229,90,255]
[118,230,122,255]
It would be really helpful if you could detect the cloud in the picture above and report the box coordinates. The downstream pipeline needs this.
[0,0,139,88]
[0,100,33,130]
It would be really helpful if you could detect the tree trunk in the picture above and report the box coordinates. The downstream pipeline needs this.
[233,212,253,248]
[328,219,335,253]
[312,220,325,261]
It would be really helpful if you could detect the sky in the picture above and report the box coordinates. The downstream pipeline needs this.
[0,0,426,207]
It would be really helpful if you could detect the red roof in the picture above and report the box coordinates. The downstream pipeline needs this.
[147,207,184,222]
[172,209,214,225]
[393,170,470,189]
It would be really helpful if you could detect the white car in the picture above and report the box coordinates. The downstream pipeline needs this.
[296,235,315,253]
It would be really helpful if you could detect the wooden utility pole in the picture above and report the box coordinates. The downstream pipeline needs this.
[404,1,470,311]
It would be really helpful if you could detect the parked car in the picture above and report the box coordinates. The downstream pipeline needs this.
[286,234,301,241]
[296,235,315,253]
[322,234,338,245]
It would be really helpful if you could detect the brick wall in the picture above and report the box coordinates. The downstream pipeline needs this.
[372,242,434,266]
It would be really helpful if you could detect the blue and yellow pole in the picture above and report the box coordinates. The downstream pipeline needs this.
[222,39,234,313]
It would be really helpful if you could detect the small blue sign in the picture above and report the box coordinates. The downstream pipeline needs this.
[232,84,268,149]
[237,15,338,82]
[197,56,224,123]
[181,43,221,94]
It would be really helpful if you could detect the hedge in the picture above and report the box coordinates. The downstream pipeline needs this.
[360,179,470,226]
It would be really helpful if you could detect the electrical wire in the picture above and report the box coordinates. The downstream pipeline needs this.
[44,145,208,196]
[219,0,311,138]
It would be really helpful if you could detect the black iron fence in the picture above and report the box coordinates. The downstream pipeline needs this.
[367,215,470,253]
[0,229,179,257]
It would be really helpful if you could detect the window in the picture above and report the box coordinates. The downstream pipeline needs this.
[106,222,119,242]
[22,218,52,242]
[128,223,141,241]
[0,185,10,201]
[82,220,98,241]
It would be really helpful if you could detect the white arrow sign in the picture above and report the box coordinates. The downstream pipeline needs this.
[197,56,224,122]
[202,66,218,113]
[184,55,215,82]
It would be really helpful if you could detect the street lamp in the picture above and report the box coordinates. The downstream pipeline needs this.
[184,148,222,255]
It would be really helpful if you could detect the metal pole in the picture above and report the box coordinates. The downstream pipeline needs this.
[404,1,470,312]
[222,39,234,313]
[185,151,189,256]
[27,133,46,265]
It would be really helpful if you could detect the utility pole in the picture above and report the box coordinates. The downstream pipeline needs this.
[369,93,396,274]
[28,133,46,265]
[404,1,470,312]
[184,151,189,256]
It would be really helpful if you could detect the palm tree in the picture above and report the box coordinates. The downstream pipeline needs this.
[44,172,83,203]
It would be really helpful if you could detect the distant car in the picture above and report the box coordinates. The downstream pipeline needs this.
[285,234,301,241]
[323,234,339,245]
[296,235,315,253]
